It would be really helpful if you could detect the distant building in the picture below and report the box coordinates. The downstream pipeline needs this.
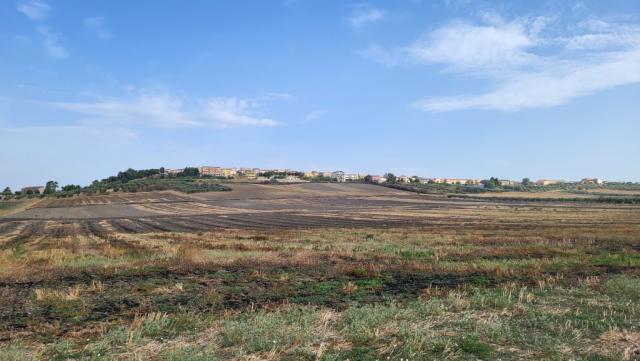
[222,168,237,177]
[536,179,562,186]
[331,171,361,182]
[344,173,360,182]
[580,178,604,185]
[238,168,258,179]
[166,168,183,175]
[418,178,480,185]
[21,186,45,194]
[443,178,468,185]
[278,175,309,183]
[397,175,412,183]
[499,179,517,186]
[331,171,345,182]
[199,166,224,177]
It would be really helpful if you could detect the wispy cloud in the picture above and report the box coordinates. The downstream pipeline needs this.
[407,16,542,74]
[258,92,293,101]
[365,13,640,112]
[83,16,113,39]
[37,26,68,59]
[17,0,68,59]
[17,0,49,21]
[303,109,327,122]
[349,5,385,29]
[413,49,640,111]
[51,93,280,128]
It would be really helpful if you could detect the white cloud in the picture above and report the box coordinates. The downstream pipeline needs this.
[303,109,327,122]
[349,5,385,29]
[37,26,68,59]
[407,19,539,73]
[17,1,68,59]
[17,0,49,21]
[83,16,113,39]
[414,49,640,111]
[202,97,279,127]
[51,93,279,128]
[562,20,640,50]
[400,15,640,112]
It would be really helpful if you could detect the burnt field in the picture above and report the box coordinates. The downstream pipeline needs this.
[2,183,638,238]
[0,183,639,360]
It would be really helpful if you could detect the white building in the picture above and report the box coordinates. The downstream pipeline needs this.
[580,178,604,185]
[331,171,345,182]
[166,168,184,175]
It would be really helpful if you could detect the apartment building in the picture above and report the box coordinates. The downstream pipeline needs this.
[536,179,562,186]
[443,178,468,185]
[199,166,224,177]
[222,168,237,177]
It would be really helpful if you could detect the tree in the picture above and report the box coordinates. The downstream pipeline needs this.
[44,180,59,194]
[2,187,11,196]
[384,173,397,184]
[522,178,531,185]
[61,184,81,194]
[179,167,200,177]
[482,177,501,189]
[363,175,373,183]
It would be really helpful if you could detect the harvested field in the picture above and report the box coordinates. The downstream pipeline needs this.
[0,183,638,360]
[3,183,639,238]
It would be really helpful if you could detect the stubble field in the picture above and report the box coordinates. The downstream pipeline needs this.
[0,183,638,360]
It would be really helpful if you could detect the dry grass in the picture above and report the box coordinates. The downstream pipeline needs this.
[599,330,640,361]
[88,280,104,292]
[0,189,638,360]
[34,285,82,302]
[342,281,358,294]
[174,242,204,263]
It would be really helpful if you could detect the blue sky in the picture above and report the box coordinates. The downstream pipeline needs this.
[1,0,639,189]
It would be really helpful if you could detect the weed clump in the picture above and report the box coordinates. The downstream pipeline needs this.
[175,242,203,263]
[35,285,82,302]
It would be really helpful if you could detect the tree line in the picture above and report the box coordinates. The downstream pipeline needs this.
[1,166,207,199]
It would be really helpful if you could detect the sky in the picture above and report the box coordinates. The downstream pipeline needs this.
[1,0,640,189]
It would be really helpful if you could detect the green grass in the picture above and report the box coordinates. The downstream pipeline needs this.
[1,222,639,360]
[2,277,639,360]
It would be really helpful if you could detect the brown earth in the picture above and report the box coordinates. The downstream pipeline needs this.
[1,183,640,243]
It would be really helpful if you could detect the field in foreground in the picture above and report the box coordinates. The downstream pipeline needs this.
[0,184,639,360]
